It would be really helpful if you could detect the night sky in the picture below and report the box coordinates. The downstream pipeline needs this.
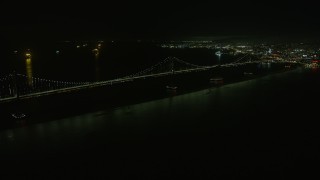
[1,0,319,41]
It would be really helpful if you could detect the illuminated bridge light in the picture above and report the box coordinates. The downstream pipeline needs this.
[1,54,295,101]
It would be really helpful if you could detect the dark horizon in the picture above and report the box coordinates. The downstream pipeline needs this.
[1,0,319,42]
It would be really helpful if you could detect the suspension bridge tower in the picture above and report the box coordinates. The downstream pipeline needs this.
[166,57,177,90]
[170,57,175,74]
[210,51,224,85]
[215,51,222,66]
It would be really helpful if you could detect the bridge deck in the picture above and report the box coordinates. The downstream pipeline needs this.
[0,60,301,102]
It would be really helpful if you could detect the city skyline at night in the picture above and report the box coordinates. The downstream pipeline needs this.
[1,0,320,179]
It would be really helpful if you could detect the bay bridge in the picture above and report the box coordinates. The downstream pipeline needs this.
[0,55,300,102]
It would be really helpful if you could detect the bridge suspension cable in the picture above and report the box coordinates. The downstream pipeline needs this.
[0,55,301,101]
[171,57,209,68]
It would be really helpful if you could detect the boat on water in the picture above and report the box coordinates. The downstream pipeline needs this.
[11,112,26,119]
[166,85,178,90]
[243,72,253,75]
[210,77,224,85]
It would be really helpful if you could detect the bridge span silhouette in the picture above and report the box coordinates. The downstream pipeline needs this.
[0,55,300,102]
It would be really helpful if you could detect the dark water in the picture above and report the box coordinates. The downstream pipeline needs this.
[0,41,235,81]
[1,67,320,178]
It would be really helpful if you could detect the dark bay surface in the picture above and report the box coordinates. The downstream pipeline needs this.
[1,67,320,179]
[0,41,232,81]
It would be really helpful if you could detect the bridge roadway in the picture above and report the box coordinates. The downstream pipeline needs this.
[0,67,215,102]
[0,60,300,102]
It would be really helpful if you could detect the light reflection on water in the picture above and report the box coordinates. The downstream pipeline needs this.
[0,68,310,153]
[1,83,227,143]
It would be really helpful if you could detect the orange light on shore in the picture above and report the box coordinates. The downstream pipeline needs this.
[26,53,31,58]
